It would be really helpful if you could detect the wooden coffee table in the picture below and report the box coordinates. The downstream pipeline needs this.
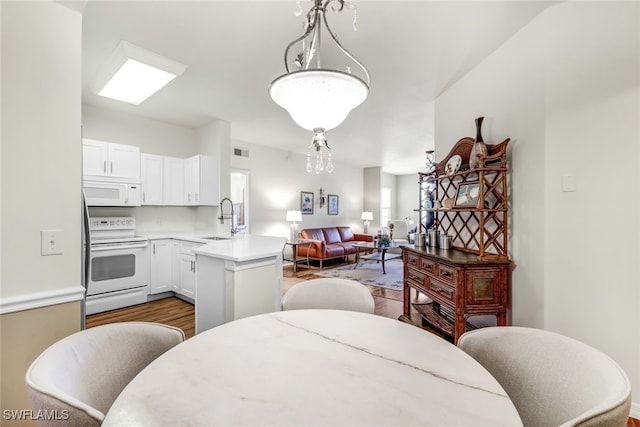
[353,242,401,274]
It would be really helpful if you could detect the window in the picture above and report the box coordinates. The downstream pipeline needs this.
[231,170,250,232]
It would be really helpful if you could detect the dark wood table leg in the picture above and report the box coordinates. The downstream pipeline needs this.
[291,244,298,273]
[381,248,387,274]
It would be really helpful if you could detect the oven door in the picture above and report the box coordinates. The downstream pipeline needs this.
[88,241,149,296]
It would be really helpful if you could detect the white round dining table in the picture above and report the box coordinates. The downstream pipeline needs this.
[103,310,522,426]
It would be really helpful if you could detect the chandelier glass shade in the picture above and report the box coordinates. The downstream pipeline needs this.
[270,0,370,174]
[270,69,368,132]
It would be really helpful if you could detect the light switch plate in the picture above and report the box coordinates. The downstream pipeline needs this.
[41,229,64,255]
[561,174,577,192]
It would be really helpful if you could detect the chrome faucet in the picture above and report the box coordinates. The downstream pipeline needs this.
[218,197,238,235]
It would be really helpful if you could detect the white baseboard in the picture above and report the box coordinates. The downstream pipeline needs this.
[631,401,640,420]
[0,286,84,314]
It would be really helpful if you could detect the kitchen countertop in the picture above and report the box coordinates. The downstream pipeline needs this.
[143,231,238,244]
[193,234,286,262]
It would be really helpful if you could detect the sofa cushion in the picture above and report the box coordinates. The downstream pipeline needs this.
[338,242,358,255]
[325,245,345,258]
[301,228,326,242]
[322,227,342,244]
[337,226,355,242]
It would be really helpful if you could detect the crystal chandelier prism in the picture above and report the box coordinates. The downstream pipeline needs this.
[269,0,370,174]
[306,130,334,174]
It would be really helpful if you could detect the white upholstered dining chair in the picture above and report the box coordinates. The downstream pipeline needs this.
[25,322,185,426]
[281,278,375,314]
[457,326,631,427]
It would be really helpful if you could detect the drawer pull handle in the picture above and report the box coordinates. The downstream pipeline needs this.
[432,285,453,298]
[409,274,421,281]
[441,270,452,278]
[409,258,417,264]
[424,264,433,270]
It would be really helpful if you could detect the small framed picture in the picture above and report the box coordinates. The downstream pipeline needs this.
[300,191,314,214]
[328,194,339,215]
[453,182,480,208]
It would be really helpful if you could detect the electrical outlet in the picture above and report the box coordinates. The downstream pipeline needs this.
[41,229,64,256]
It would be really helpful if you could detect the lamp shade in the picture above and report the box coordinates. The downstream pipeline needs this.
[270,70,369,132]
[361,211,373,221]
[286,210,302,222]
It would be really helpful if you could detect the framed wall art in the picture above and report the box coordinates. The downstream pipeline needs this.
[453,182,480,208]
[328,194,339,215]
[300,191,314,214]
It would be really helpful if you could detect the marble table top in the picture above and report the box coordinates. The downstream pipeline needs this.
[103,310,522,426]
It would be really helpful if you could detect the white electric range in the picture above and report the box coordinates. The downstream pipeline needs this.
[86,217,149,315]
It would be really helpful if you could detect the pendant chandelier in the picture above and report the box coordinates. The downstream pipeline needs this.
[269,0,370,174]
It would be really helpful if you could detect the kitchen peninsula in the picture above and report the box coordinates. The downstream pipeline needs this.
[194,234,286,334]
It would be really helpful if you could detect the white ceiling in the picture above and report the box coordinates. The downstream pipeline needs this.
[82,1,555,175]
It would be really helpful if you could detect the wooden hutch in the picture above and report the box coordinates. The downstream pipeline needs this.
[400,136,511,344]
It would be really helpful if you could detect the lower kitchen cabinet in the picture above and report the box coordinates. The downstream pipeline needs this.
[149,239,202,299]
[179,253,196,299]
[177,241,202,299]
[149,239,174,294]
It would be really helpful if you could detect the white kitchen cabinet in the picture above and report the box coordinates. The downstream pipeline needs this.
[141,154,164,205]
[178,241,202,299]
[82,138,140,180]
[148,239,173,294]
[172,241,181,294]
[163,156,184,205]
[184,155,219,206]
[179,254,196,299]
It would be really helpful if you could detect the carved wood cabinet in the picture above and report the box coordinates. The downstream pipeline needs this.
[400,247,510,344]
[403,136,512,343]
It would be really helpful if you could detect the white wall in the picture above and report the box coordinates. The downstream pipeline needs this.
[195,119,231,232]
[1,1,83,298]
[397,173,419,228]
[435,1,640,415]
[363,167,381,231]
[1,0,84,419]
[230,141,364,239]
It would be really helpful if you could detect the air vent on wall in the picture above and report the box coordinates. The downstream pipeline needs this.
[233,148,249,158]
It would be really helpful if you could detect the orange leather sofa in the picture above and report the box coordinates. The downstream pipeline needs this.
[297,226,374,268]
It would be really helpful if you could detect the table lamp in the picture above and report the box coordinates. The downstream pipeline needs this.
[286,210,302,242]
[361,211,373,234]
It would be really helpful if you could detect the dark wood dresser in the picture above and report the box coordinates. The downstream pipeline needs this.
[400,246,510,344]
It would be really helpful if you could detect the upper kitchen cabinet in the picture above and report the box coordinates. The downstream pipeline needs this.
[83,139,140,181]
[141,153,164,205]
[184,155,219,206]
[163,156,185,205]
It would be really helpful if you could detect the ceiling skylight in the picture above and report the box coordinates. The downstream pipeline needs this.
[94,41,186,105]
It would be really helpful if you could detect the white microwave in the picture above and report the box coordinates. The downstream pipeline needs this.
[84,181,141,207]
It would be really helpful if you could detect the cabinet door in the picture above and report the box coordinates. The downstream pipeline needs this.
[163,156,184,205]
[141,154,164,205]
[183,156,198,205]
[149,239,173,294]
[196,155,219,206]
[82,139,109,177]
[172,241,181,293]
[108,142,140,179]
[179,254,196,298]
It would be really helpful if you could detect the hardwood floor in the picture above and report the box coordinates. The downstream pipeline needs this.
[86,263,639,426]
[86,297,195,338]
